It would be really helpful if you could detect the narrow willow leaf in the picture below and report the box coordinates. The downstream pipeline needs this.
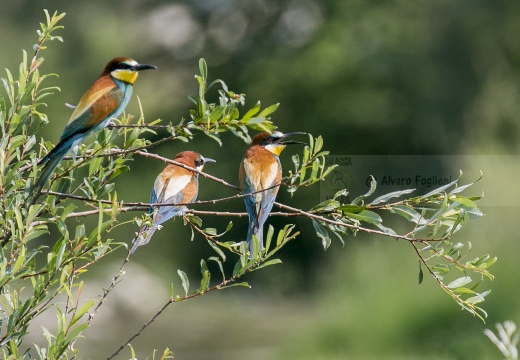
[177,270,190,296]
[418,261,424,284]
[219,282,250,289]
[421,173,460,198]
[466,290,491,304]
[351,176,377,204]
[452,287,476,295]
[375,222,397,235]
[254,259,282,271]
[199,260,210,293]
[370,188,416,205]
[391,205,426,225]
[337,204,365,214]
[64,323,89,346]
[242,101,261,121]
[447,276,472,289]
[431,264,450,274]
[312,199,340,212]
[207,240,226,262]
[55,241,67,271]
[450,172,482,195]
[257,103,279,118]
[345,210,382,225]
[209,257,225,281]
[292,154,300,170]
[199,58,208,81]
[312,219,331,250]
[264,225,274,252]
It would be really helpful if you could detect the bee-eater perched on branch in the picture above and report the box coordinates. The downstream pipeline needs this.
[239,131,306,258]
[32,57,156,198]
[131,151,216,254]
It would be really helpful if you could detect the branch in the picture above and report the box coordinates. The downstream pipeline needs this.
[106,273,243,359]
[134,150,241,191]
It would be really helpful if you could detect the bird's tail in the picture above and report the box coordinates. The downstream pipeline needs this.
[247,223,264,259]
[29,142,70,202]
[130,226,157,254]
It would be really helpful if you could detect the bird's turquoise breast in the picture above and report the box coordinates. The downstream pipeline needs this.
[110,79,133,121]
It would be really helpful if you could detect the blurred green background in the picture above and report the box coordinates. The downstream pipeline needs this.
[2,0,520,358]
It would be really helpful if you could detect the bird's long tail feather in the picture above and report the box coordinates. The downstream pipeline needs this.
[247,223,264,259]
[130,226,157,254]
[29,142,71,201]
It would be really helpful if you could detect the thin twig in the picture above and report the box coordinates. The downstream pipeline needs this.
[134,150,241,191]
[106,276,239,359]
[87,249,132,324]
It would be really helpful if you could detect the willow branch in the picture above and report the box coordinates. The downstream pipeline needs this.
[106,274,244,359]
[133,150,241,191]
[87,248,132,325]
[274,201,433,242]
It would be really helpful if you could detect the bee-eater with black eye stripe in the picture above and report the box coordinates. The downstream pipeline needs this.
[31,57,156,198]
[239,131,306,259]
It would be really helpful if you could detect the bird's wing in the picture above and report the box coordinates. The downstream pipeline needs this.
[151,169,192,225]
[241,158,280,230]
[60,84,124,142]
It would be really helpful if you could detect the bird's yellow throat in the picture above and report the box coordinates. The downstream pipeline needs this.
[111,69,138,84]
[265,144,286,156]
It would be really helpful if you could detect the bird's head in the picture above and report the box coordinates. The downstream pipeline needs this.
[175,151,216,173]
[103,57,156,84]
[251,131,306,156]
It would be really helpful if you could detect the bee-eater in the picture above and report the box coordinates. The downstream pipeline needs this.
[239,131,305,258]
[32,57,156,197]
[130,151,216,254]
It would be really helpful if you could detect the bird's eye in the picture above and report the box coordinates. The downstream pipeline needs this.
[118,63,133,70]
[268,137,275,143]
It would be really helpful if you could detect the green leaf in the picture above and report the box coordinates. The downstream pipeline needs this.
[452,287,476,295]
[466,290,490,304]
[264,225,274,252]
[337,204,366,214]
[421,173,460,198]
[418,261,424,284]
[391,205,426,225]
[199,260,211,293]
[370,188,416,205]
[254,259,282,271]
[257,103,279,118]
[450,172,482,195]
[351,176,377,204]
[242,101,261,121]
[64,323,89,346]
[177,270,190,296]
[207,240,226,262]
[209,257,225,282]
[198,58,208,82]
[312,219,331,250]
[447,276,472,289]
[70,300,96,326]
[219,282,250,289]
[345,210,382,225]
[312,199,341,212]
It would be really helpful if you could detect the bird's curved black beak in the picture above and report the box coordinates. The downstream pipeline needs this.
[204,157,216,163]
[280,132,307,145]
[134,63,157,71]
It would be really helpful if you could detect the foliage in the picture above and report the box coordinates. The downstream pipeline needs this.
[485,321,519,360]
[0,10,495,359]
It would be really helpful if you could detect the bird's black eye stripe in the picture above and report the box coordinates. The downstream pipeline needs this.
[111,62,133,71]
[119,63,133,70]
[195,159,204,167]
